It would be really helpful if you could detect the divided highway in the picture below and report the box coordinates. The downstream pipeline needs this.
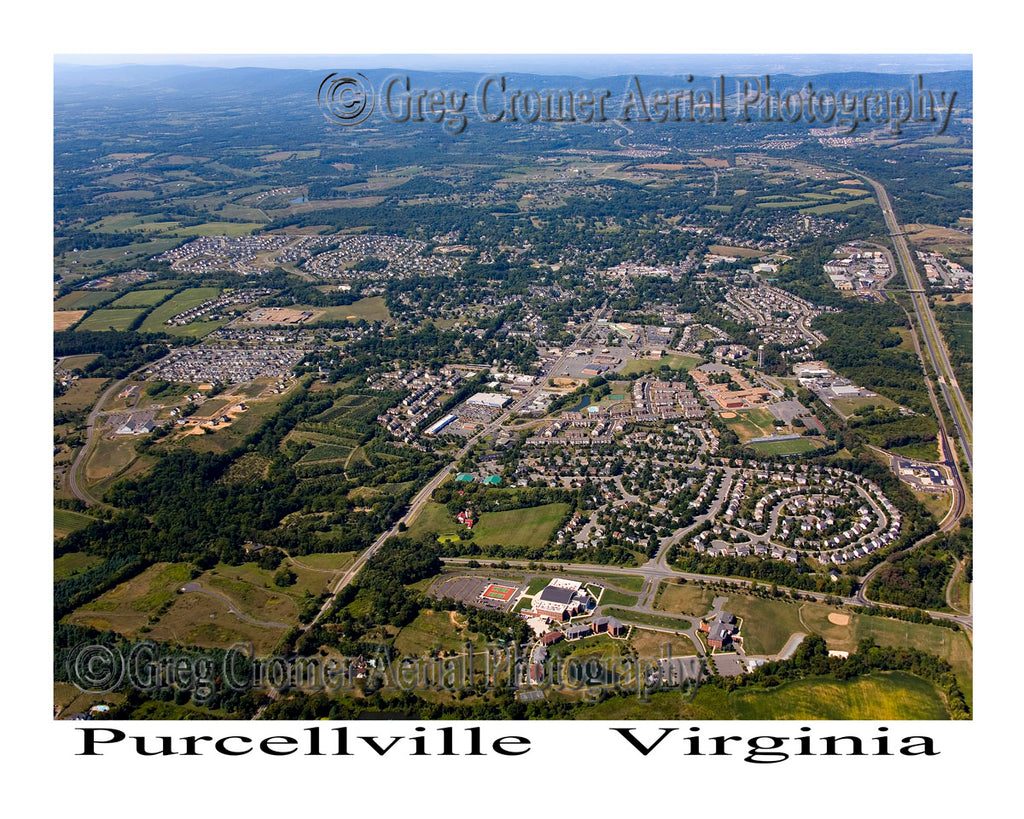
[863,175,973,473]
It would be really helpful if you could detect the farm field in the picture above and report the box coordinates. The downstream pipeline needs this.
[174,221,264,237]
[54,509,96,539]
[54,291,114,310]
[75,308,148,332]
[138,287,221,334]
[54,310,86,331]
[110,288,174,307]
[729,671,950,719]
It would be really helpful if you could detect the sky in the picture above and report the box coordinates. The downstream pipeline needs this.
[53,53,972,77]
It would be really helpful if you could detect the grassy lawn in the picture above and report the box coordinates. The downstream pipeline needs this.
[749,437,821,455]
[630,628,699,658]
[910,487,953,522]
[54,508,96,539]
[726,596,806,656]
[579,573,644,592]
[889,440,941,462]
[75,308,148,332]
[656,582,717,616]
[601,607,692,631]
[619,353,700,377]
[729,671,949,719]
[310,296,391,323]
[596,588,639,607]
[405,501,458,541]
[831,394,899,416]
[575,684,733,719]
[798,602,972,706]
[138,287,221,334]
[58,353,100,370]
[471,503,570,550]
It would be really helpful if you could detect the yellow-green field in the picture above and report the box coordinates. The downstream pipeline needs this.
[75,308,148,332]
[729,671,949,719]
[576,670,950,719]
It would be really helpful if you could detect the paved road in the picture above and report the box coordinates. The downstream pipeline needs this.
[863,174,973,472]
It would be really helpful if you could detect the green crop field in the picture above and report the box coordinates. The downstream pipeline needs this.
[729,671,950,719]
[54,509,96,539]
[54,291,114,310]
[139,287,221,334]
[471,503,570,550]
[75,308,148,332]
[110,288,174,307]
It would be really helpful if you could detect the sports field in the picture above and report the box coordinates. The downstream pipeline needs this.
[481,583,518,602]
